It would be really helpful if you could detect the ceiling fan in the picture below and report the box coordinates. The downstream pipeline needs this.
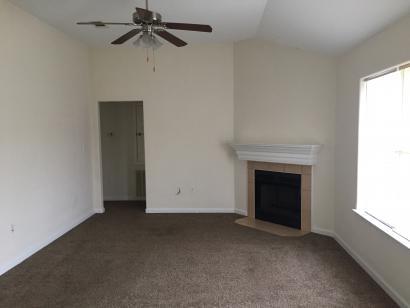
[77,0,213,48]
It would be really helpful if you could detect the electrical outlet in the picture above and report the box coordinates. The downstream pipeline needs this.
[176,187,181,195]
[10,224,15,233]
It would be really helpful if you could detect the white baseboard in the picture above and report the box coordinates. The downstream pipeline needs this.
[334,233,408,308]
[0,210,95,276]
[94,207,105,214]
[311,227,334,237]
[104,196,146,201]
[146,208,249,215]
[234,208,247,216]
[145,208,236,214]
[310,228,407,306]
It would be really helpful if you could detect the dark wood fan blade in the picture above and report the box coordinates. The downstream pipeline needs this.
[77,21,107,27]
[135,7,152,15]
[164,23,212,32]
[155,30,187,47]
[77,21,135,27]
[111,29,142,45]
[134,7,154,22]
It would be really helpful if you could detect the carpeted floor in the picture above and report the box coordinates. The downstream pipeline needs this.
[0,204,397,307]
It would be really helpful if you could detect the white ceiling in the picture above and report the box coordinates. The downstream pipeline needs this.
[258,0,410,54]
[11,0,267,47]
[11,0,410,54]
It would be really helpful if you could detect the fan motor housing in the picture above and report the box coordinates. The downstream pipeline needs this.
[133,9,162,24]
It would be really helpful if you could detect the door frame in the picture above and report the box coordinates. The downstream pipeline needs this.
[90,100,144,213]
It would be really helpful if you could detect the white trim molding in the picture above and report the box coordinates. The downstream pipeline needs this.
[311,227,334,237]
[146,208,248,216]
[146,208,237,214]
[231,144,322,165]
[235,208,247,216]
[298,226,407,307]
[0,210,95,276]
[334,233,408,308]
[104,196,146,202]
[353,209,410,249]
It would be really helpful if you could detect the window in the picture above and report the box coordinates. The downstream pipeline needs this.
[357,63,410,246]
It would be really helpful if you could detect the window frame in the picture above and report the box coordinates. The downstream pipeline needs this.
[355,62,410,250]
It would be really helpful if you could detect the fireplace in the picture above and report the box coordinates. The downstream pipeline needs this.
[231,144,320,237]
[255,170,301,229]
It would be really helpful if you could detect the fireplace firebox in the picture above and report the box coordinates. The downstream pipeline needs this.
[255,170,301,229]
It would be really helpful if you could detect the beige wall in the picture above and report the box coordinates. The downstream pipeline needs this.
[233,39,336,232]
[336,15,410,307]
[0,0,93,273]
[2,2,407,304]
[91,45,235,212]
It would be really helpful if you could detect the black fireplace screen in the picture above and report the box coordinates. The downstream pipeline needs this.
[255,170,301,229]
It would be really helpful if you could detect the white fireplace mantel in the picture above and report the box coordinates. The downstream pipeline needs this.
[231,144,322,165]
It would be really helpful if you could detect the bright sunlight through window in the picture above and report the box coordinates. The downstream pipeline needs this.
[357,63,410,244]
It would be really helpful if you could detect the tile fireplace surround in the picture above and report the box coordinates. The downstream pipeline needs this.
[232,144,321,237]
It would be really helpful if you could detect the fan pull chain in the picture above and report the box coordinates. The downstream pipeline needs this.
[152,48,156,72]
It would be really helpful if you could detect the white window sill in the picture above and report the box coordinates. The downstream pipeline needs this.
[353,209,410,250]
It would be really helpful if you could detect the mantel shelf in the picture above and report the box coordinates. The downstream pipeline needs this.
[231,144,322,166]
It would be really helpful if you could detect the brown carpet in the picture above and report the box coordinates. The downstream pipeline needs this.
[0,204,397,307]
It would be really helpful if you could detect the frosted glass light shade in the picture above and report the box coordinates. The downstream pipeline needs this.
[133,33,163,50]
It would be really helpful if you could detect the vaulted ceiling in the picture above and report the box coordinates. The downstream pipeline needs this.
[11,0,410,54]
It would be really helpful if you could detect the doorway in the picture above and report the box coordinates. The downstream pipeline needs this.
[99,101,146,208]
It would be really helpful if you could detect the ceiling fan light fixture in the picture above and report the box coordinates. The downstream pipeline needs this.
[133,32,163,50]
[77,0,212,71]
